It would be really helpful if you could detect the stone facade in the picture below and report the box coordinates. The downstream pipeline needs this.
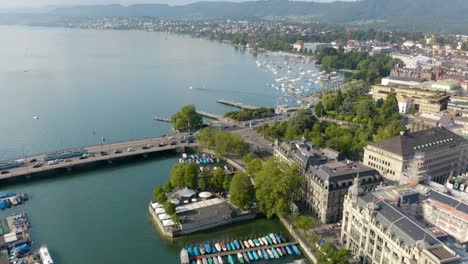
[341,185,461,264]
[363,127,468,184]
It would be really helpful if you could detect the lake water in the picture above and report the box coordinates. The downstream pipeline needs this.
[0,26,307,263]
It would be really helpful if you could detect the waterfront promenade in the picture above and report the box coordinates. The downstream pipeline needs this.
[0,134,197,182]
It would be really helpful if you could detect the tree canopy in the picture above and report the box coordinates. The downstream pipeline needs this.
[171,105,203,131]
[316,242,352,264]
[316,48,401,83]
[225,107,275,121]
[229,172,255,209]
[259,82,404,159]
[254,158,304,218]
[170,163,199,189]
[196,128,249,157]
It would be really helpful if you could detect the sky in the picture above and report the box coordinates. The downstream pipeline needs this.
[0,0,355,9]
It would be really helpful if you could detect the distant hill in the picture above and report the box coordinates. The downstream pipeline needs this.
[25,0,468,34]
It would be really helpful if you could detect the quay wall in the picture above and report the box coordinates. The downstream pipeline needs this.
[279,217,317,263]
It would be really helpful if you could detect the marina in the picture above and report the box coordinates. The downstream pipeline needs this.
[180,233,302,264]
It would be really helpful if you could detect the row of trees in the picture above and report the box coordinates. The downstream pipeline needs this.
[224,107,275,121]
[315,47,401,83]
[196,128,249,157]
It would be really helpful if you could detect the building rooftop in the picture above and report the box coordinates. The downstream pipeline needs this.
[315,161,379,183]
[358,192,442,247]
[370,127,466,157]
[427,190,468,215]
[386,75,426,83]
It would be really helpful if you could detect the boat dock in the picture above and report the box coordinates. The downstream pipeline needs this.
[195,241,298,260]
[216,99,258,110]
[0,134,198,183]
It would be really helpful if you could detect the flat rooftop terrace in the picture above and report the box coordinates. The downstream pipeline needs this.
[177,198,233,224]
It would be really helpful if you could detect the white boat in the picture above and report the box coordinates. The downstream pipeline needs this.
[276,247,283,257]
[243,240,250,248]
[213,256,219,264]
[217,256,224,264]
[215,243,221,252]
[257,250,263,258]
[197,260,202,264]
[261,237,268,245]
[267,249,274,259]
[237,253,244,262]
[33,116,39,120]
[248,239,255,248]
[269,233,277,244]
[258,238,264,246]
[39,245,54,264]
[202,258,208,264]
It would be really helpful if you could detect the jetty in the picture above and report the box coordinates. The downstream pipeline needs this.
[0,134,198,183]
[194,241,298,260]
[216,99,258,110]
[153,116,171,123]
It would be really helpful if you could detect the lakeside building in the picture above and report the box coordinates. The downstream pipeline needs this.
[341,183,462,264]
[293,40,304,52]
[274,140,383,223]
[363,127,468,184]
[150,191,257,238]
[371,84,450,113]
[304,160,383,224]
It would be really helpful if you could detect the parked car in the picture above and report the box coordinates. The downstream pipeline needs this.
[1,170,9,174]
[100,151,108,156]
[170,141,177,145]
[33,162,43,168]
[142,146,150,150]
[29,158,37,163]
[127,148,135,152]
[114,149,122,154]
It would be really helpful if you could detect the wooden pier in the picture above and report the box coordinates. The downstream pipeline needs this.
[216,99,258,110]
[188,241,300,262]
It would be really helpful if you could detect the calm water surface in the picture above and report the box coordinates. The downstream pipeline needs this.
[0,26,303,263]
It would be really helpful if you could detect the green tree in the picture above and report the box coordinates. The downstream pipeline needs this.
[163,201,176,215]
[184,163,199,188]
[254,158,304,218]
[381,92,400,119]
[153,186,167,204]
[314,101,326,117]
[198,177,207,190]
[322,93,336,111]
[292,214,318,235]
[170,163,199,188]
[229,172,255,208]
[316,243,351,264]
[196,128,249,157]
[170,163,186,188]
[171,105,203,132]
[163,181,174,193]
[210,168,226,190]
[242,153,263,175]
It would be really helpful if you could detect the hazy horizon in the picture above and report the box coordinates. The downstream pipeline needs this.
[0,0,356,9]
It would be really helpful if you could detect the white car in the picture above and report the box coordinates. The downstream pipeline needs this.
[127,148,135,152]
